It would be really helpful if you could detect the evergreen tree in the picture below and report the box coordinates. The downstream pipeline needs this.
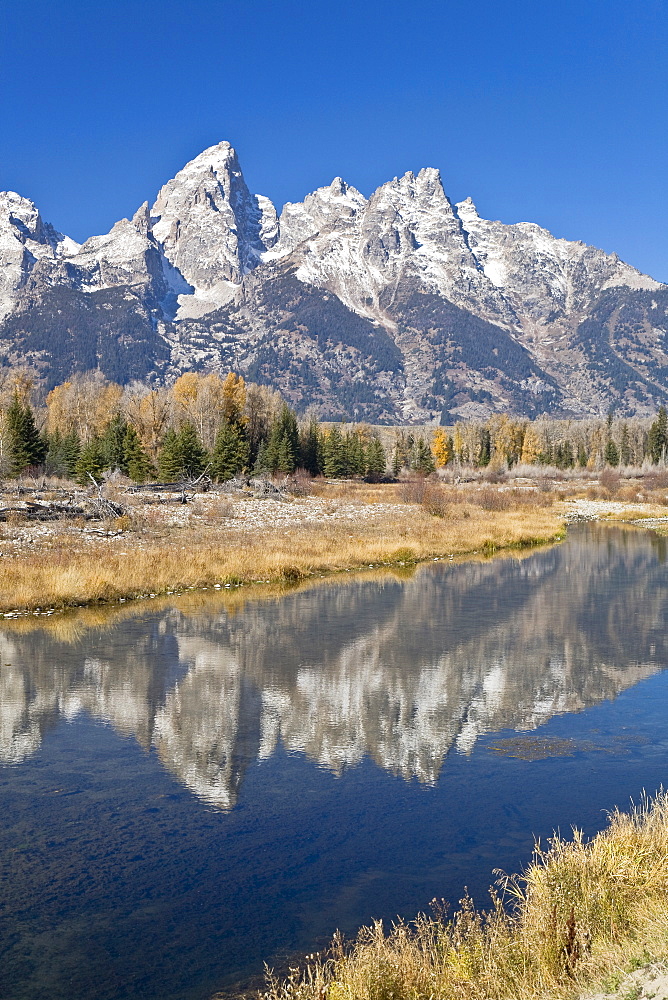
[365,437,387,480]
[392,444,401,478]
[176,422,207,479]
[322,427,347,478]
[577,442,588,468]
[604,439,620,467]
[252,439,270,475]
[299,417,322,476]
[562,440,575,468]
[46,430,81,479]
[211,422,249,481]
[76,437,106,485]
[101,414,129,473]
[411,437,436,475]
[554,440,574,469]
[478,428,491,467]
[265,405,299,474]
[158,428,183,481]
[6,391,46,477]
[157,424,207,480]
[45,430,66,478]
[123,425,154,483]
[344,431,366,477]
[648,406,668,464]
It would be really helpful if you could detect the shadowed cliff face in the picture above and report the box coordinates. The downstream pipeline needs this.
[1,525,667,809]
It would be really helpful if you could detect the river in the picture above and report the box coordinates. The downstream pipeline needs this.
[1,523,667,999]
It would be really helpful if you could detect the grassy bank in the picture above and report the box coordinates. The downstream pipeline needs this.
[0,483,565,612]
[261,792,668,1000]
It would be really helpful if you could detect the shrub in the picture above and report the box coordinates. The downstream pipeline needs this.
[475,488,511,511]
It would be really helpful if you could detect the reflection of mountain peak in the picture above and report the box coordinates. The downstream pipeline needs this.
[1,526,667,809]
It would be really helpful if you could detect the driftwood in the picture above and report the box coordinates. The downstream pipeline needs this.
[0,502,86,522]
[125,474,213,496]
[0,480,127,523]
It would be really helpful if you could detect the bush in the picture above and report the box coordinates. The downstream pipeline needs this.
[599,468,621,496]
[475,488,511,511]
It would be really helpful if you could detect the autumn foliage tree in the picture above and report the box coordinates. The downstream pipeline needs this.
[432,428,451,468]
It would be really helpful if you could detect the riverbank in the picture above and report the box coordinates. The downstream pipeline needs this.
[257,792,668,1000]
[2,470,668,615]
[0,480,566,614]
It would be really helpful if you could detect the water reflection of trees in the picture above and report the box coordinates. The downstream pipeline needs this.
[1,525,666,808]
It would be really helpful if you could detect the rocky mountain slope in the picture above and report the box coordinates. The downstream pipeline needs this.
[1,141,666,420]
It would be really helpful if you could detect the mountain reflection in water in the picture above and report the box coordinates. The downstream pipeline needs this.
[1,524,667,810]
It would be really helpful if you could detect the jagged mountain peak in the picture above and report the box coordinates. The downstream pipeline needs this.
[0,190,79,321]
[270,176,367,258]
[455,196,480,220]
[0,189,77,254]
[148,140,278,298]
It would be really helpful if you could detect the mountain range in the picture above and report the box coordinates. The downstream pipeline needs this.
[1,141,667,422]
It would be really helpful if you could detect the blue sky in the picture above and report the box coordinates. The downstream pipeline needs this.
[1,0,666,280]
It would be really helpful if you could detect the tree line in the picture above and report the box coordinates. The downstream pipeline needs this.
[0,367,666,483]
[0,371,393,484]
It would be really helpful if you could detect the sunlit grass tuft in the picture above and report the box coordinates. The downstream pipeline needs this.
[261,792,668,1000]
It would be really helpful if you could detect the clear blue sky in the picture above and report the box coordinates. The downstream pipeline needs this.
[1,0,666,280]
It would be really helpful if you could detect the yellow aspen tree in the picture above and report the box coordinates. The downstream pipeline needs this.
[221,372,247,426]
[452,424,464,463]
[46,381,75,435]
[432,427,451,467]
[46,373,121,442]
[520,424,541,465]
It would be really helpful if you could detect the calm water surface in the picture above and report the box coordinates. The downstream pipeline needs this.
[1,523,668,1000]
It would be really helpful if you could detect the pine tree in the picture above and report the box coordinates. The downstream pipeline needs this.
[322,427,347,478]
[265,405,299,474]
[157,424,207,480]
[6,391,46,477]
[211,422,249,481]
[577,442,588,468]
[45,430,65,478]
[176,422,207,479]
[123,425,154,483]
[648,406,668,464]
[157,428,183,481]
[478,428,491,467]
[345,431,366,477]
[411,437,436,475]
[76,437,106,485]
[604,439,620,467]
[252,439,270,475]
[392,444,401,478]
[365,437,387,481]
[101,414,129,473]
[299,417,322,476]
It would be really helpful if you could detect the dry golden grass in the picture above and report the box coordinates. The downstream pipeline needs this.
[260,792,668,1000]
[0,486,565,612]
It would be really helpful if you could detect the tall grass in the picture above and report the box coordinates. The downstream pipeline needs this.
[0,495,563,612]
[262,792,668,1000]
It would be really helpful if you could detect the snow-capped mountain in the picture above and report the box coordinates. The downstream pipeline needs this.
[1,141,666,420]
